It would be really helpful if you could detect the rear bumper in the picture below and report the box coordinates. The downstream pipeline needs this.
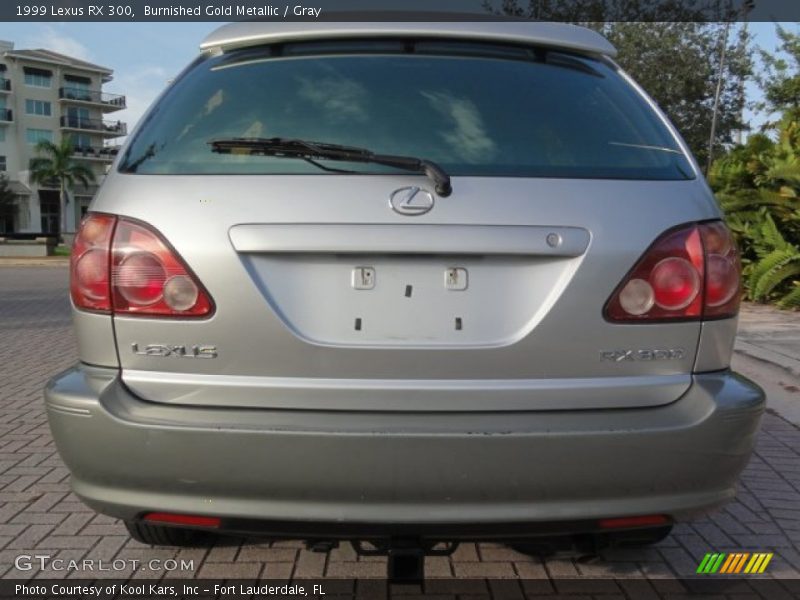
[45,365,764,537]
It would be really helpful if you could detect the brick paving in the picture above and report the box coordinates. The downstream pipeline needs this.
[1,266,799,594]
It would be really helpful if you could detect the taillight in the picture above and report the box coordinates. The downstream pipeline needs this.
[71,213,213,318]
[605,221,740,322]
[71,214,116,312]
[112,218,213,317]
[700,221,741,318]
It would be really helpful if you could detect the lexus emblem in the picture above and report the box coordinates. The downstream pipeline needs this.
[389,186,435,216]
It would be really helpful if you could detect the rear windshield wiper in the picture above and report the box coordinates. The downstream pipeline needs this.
[208,137,452,197]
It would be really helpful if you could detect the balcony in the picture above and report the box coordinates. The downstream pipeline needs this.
[71,144,119,162]
[60,115,126,137]
[0,78,10,93]
[0,108,11,123]
[59,87,126,112]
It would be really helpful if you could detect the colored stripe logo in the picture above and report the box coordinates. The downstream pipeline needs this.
[696,552,773,574]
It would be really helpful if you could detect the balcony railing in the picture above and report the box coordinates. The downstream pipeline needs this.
[71,145,120,160]
[0,78,10,92]
[59,87,126,109]
[0,108,12,122]
[60,115,126,136]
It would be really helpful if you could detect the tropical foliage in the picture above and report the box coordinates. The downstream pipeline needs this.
[709,116,800,308]
[708,23,800,309]
[757,24,800,122]
[28,136,96,236]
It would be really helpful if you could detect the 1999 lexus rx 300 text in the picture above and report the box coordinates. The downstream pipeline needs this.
[45,21,765,571]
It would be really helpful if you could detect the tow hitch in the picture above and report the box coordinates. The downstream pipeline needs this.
[351,539,459,583]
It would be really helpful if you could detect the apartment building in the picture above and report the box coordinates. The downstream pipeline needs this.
[0,40,126,235]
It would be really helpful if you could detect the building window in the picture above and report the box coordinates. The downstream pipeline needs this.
[64,75,92,101]
[67,106,89,119]
[24,67,52,88]
[71,133,92,150]
[65,106,90,129]
[25,99,52,116]
[0,128,5,143]
[0,156,6,171]
[24,71,52,88]
[26,128,53,144]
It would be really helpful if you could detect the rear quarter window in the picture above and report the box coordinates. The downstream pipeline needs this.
[120,40,694,180]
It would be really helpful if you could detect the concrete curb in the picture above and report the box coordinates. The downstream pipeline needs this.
[734,340,800,380]
[0,258,70,267]
[736,303,800,383]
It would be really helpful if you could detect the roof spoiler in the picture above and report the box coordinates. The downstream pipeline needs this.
[200,21,617,58]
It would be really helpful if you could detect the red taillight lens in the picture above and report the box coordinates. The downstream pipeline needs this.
[111,219,213,317]
[70,213,213,318]
[116,252,166,305]
[701,222,741,318]
[70,214,116,312]
[651,257,702,311]
[605,221,740,322]
[605,224,704,321]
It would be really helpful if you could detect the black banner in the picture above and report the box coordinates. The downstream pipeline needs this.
[2,0,800,22]
[3,578,800,599]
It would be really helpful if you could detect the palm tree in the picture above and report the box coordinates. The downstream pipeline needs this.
[29,136,95,237]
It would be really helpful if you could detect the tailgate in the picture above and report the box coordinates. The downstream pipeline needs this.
[98,175,713,411]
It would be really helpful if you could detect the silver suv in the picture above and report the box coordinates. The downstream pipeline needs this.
[46,21,764,576]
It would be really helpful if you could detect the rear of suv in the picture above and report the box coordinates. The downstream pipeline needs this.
[46,21,764,570]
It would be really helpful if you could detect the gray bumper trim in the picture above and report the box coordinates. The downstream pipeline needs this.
[45,364,764,529]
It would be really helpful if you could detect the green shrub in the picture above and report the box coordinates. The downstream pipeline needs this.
[710,116,800,308]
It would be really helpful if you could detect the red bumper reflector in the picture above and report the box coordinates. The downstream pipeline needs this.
[143,512,221,528]
[597,515,669,529]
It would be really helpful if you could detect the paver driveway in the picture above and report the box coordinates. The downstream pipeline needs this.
[1,265,799,595]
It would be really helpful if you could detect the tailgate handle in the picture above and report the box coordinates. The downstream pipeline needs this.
[229,224,589,257]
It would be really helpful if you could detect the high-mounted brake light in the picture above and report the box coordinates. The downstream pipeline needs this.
[604,221,740,322]
[70,214,214,318]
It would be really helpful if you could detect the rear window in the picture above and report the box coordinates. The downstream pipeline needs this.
[120,40,694,180]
